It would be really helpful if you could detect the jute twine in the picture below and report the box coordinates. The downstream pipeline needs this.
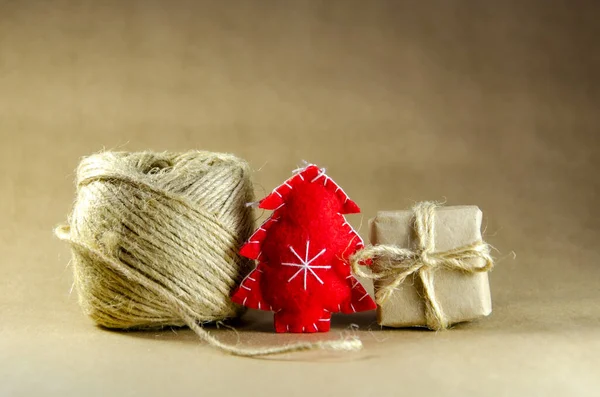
[350,201,494,330]
[55,151,361,356]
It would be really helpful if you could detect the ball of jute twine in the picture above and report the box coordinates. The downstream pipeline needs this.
[55,151,361,356]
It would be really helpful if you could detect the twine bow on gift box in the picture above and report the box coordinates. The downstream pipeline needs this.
[350,201,494,330]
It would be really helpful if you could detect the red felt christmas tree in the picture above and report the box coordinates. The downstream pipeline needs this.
[231,163,376,333]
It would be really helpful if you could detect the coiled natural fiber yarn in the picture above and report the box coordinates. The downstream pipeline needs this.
[55,151,361,356]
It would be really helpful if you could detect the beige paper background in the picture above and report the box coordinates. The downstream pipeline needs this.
[1,1,598,396]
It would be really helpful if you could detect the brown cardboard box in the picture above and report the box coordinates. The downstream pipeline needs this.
[370,206,492,328]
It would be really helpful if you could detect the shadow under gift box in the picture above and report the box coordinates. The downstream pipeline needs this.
[369,206,492,328]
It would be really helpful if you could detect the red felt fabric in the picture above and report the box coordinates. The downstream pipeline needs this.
[231,164,376,333]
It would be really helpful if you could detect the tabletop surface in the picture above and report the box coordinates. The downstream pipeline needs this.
[1,1,599,396]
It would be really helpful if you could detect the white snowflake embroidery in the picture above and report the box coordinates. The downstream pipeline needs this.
[282,240,329,290]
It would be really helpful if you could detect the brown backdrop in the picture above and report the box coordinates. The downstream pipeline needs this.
[1,1,599,396]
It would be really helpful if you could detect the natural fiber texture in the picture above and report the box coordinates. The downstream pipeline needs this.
[350,201,494,330]
[55,151,362,356]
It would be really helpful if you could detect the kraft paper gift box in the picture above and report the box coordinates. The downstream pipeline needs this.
[369,205,492,329]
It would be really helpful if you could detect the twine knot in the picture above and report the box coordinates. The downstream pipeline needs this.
[351,201,494,330]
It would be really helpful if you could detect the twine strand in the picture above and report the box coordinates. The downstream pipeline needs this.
[351,201,494,330]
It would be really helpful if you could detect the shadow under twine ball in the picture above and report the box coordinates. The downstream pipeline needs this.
[56,151,256,331]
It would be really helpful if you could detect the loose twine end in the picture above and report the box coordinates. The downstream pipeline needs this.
[184,314,362,357]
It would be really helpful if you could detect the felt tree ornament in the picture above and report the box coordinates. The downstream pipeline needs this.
[231,163,376,333]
